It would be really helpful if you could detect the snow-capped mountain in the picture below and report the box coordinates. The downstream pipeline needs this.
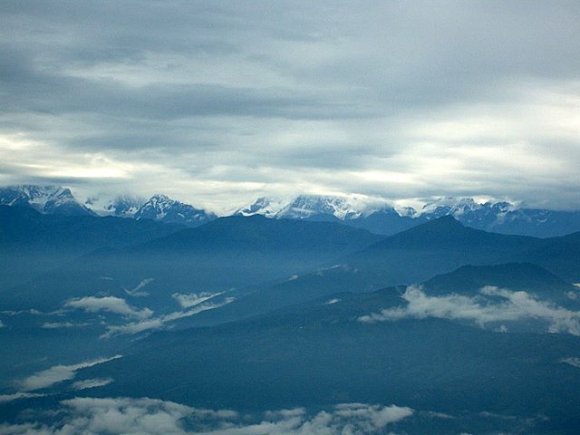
[134,194,216,227]
[2,185,580,237]
[278,195,364,220]
[85,194,145,218]
[412,197,580,237]
[0,185,94,216]
[236,194,395,221]
[235,197,287,218]
[235,194,580,237]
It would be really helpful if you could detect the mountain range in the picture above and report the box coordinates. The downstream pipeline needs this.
[1,198,580,433]
[2,184,580,237]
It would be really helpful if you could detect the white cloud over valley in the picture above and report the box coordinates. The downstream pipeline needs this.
[18,355,122,392]
[65,296,153,319]
[0,397,413,435]
[359,285,580,336]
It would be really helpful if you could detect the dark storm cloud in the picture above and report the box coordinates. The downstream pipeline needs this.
[1,1,579,211]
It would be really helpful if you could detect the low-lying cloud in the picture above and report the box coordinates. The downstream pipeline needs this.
[102,297,235,338]
[124,278,154,297]
[172,291,221,309]
[65,296,153,319]
[359,285,580,335]
[72,378,114,391]
[18,355,122,392]
[561,357,580,369]
[0,392,44,404]
[0,397,413,435]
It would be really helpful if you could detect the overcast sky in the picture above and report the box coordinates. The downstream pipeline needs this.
[1,0,579,212]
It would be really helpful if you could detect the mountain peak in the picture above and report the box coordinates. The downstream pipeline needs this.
[134,194,215,227]
[235,197,287,218]
[0,184,94,216]
[237,194,398,221]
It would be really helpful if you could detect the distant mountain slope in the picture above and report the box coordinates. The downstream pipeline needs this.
[0,205,183,288]
[169,217,542,327]
[73,297,580,434]
[521,231,580,283]
[139,214,379,253]
[1,216,382,311]
[180,218,580,328]
[424,263,575,294]
[345,216,541,287]
[0,185,94,216]
[422,262,579,310]
[0,205,183,250]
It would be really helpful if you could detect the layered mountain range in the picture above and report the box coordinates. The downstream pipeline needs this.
[1,195,580,433]
[2,184,580,237]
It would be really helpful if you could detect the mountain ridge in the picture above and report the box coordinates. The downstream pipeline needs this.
[3,184,580,237]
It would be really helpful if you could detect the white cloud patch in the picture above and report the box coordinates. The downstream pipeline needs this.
[0,392,45,403]
[0,397,413,435]
[124,278,154,297]
[359,285,580,336]
[72,378,114,391]
[325,298,341,305]
[65,296,153,319]
[561,357,580,369]
[1,309,43,316]
[172,292,221,309]
[41,322,75,329]
[18,355,122,391]
[102,298,236,338]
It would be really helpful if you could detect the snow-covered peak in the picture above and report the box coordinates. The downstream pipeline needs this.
[419,197,482,217]
[237,194,399,221]
[0,185,94,216]
[134,194,215,227]
[235,197,287,218]
[418,197,520,218]
[85,194,145,218]
[278,195,363,220]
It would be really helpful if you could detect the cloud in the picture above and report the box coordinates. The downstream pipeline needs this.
[124,278,154,297]
[0,397,412,435]
[41,322,76,329]
[72,378,114,391]
[1,309,43,316]
[171,291,221,309]
[359,285,580,335]
[0,392,44,404]
[1,2,580,211]
[18,355,122,391]
[102,297,235,338]
[65,296,153,319]
[561,357,580,369]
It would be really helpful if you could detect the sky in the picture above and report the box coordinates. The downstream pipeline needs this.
[1,0,579,212]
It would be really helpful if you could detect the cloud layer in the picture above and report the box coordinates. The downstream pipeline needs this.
[359,285,580,335]
[18,355,122,392]
[1,1,580,211]
[65,296,153,319]
[0,397,413,435]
